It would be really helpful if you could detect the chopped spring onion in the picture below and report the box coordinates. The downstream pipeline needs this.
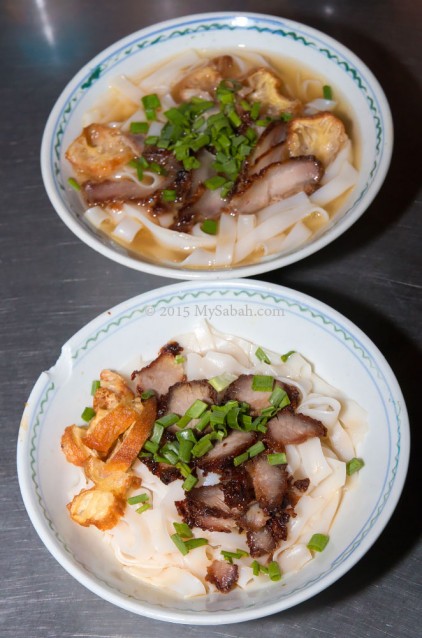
[255,347,271,364]
[176,429,197,443]
[268,561,282,581]
[280,112,293,122]
[141,390,155,400]
[221,549,249,563]
[247,441,266,458]
[346,457,365,476]
[127,493,149,505]
[142,93,161,110]
[269,386,290,409]
[204,175,226,190]
[149,422,165,445]
[280,350,295,362]
[145,135,158,145]
[233,451,249,467]
[176,414,192,429]
[90,380,100,395]
[252,375,274,392]
[176,461,192,478]
[68,177,81,191]
[178,438,194,463]
[182,473,198,491]
[307,533,329,552]
[323,85,333,100]
[268,453,287,465]
[81,407,95,422]
[162,189,177,202]
[201,219,218,235]
[251,560,260,576]
[129,121,149,134]
[143,440,159,454]
[171,533,188,555]
[184,538,208,551]
[250,102,261,120]
[136,503,152,515]
[173,522,193,538]
[175,354,185,364]
[195,410,211,432]
[186,400,208,419]
[156,413,179,427]
[138,451,152,459]
[191,437,213,458]
[209,373,237,392]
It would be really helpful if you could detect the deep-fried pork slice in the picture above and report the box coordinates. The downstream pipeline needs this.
[67,487,126,531]
[227,157,323,215]
[196,430,257,472]
[66,124,138,181]
[222,375,300,415]
[61,425,92,466]
[132,342,185,397]
[106,396,157,471]
[84,457,141,495]
[83,404,143,455]
[264,411,327,450]
[245,68,302,117]
[162,380,217,427]
[239,502,270,531]
[92,369,134,411]
[246,454,288,513]
[287,112,347,167]
[206,560,239,593]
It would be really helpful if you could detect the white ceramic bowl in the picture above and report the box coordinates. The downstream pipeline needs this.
[41,12,393,280]
[17,279,409,624]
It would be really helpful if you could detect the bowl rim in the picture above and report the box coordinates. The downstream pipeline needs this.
[17,278,409,624]
[40,11,393,280]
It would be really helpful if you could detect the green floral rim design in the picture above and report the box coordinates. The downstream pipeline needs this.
[25,285,403,615]
[51,13,384,220]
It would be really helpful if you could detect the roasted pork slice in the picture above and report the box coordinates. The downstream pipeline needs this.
[139,457,182,484]
[249,142,289,176]
[246,525,276,557]
[161,380,217,425]
[246,454,288,513]
[206,560,239,593]
[239,502,270,531]
[82,179,154,206]
[219,467,255,513]
[247,120,288,166]
[185,485,232,516]
[227,156,323,215]
[222,375,300,415]
[197,430,257,472]
[132,342,185,397]
[264,411,327,450]
[66,123,138,181]
[176,497,237,533]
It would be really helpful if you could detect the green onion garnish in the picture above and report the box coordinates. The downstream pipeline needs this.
[178,438,194,463]
[156,413,179,427]
[268,561,282,581]
[184,538,208,551]
[269,386,290,410]
[255,347,271,364]
[201,219,218,235]
[209,373,236,392]
[173,522,193,538]
[191,437,213,458]
[267,453,287,465]
[247,441,265,458]
[186,400,208,419]
[175,354,185,364]
[280,112,293,122]
[233,451,249,467]
[280,350,295,362]
[127,493,149,505]
[250,102,261,120]
[176,429,197,443]
[81,407,95,422]
[307,533,329,552]
[145,135,158,145]
[141,390,155,400]
[142,93,161,110]
[252,375,274,392]
[221,549,249,563]
[162,189,177,202]
[129,121,149,135]
[204,175,226,190]
[195,410,211,432]
[251,560,260,576]
[136,503,152,515]
[323,85,333,100]
[90,380,100,395]
[143,440,159,454]
[346,457,365,476]
[68,177,81,191]
[176,461,192,478]
[149,422,165,445]
[182,474,198,491]
[171,533,188,555]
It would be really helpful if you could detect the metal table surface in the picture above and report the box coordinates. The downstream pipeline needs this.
[1,1,420,636]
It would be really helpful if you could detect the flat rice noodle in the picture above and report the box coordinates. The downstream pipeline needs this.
[257,192,310,223]
[311,160,358,206]
[322,140,352,183]
[279,221,312,252]
[138,51,202,92]
[214,213,237,266]
[339,399,368,448]
[299,489,341,544]
[112,216,142,243]
[277,544,312,574]
[125,565,206,598]
[295,437,332,486]
[109,75,144,104]
[298,394,341,428]
[309,457,346,499]
[180,248,215,268]
[84,206,110,228]
[328,421,355,461]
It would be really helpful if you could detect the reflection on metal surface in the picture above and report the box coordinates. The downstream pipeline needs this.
[35,0,55,47]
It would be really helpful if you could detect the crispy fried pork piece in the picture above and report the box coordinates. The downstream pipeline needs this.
[196,430,257,472]
[106,396,157,471]
[222,375,300,415]
[239,502,270,531]
[132,342,185,397]
[206,560,239,593]
[176,485,238,533]
[172,56,240,102]
[93,369,134,411]
[264,411,327,450]
[161,380,217,427]
[246,454,288,513]
[227,157,323,215]
[246,525,276,557]
[245,68,302,117]
[66,124,138,181]
[83,404,143,455]
[61,425,92,466]
[287,112,348,167]
[84,456,141,494]
[247,121,288,167]
[220,467,255,512]
[67,487,126,531]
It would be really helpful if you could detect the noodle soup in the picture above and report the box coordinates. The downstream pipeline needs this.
[65,50,359,269]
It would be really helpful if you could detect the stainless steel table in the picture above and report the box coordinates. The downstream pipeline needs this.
[1,1,420,636]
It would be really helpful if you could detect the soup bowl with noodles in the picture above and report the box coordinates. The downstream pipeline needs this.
[41,13,393,279]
